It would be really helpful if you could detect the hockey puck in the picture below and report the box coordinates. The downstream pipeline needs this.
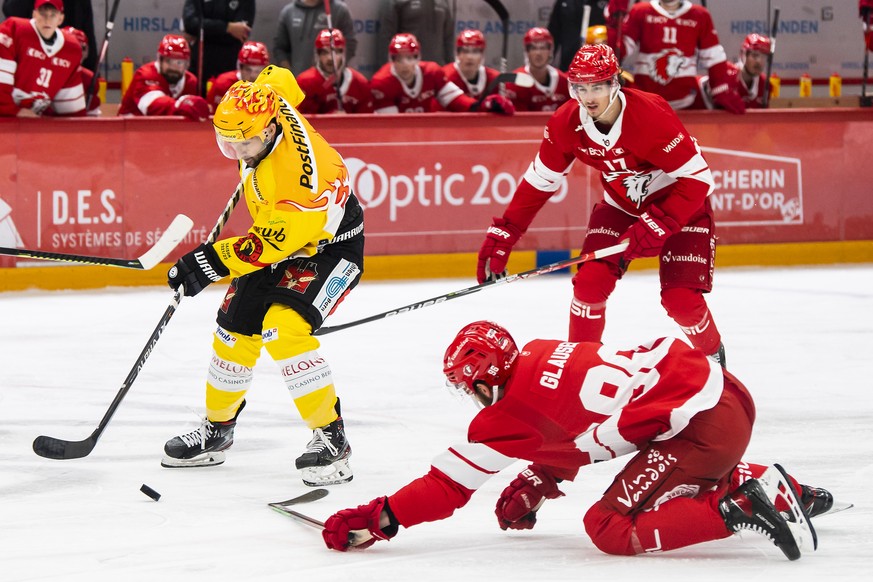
[140,484,161,502]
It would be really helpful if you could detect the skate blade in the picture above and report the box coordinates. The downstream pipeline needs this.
[301,458,353,487]
[161,450,226,468]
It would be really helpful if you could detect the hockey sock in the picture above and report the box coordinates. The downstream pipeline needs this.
[569,261,618,342]
[660,287,722,355]
[205,326,260,422]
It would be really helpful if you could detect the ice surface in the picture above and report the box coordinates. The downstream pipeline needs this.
[1,265,871,581]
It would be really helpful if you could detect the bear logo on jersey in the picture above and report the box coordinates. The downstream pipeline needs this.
[650,48,686,86]
[604,170,654,207]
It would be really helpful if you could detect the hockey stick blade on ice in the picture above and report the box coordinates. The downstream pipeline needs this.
[0,214,194,269]
[32,184,243,460]
[474,72,534,108]
[270,498,373,548]
[315,241,628,336]
[269,488,329,508]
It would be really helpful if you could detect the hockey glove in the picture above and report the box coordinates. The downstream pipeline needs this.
[710,84,746,115]
[167,243,229,297]
[621,206,680,262]
[322,496,399,552]
[477,217,522,284]
[481,94,516,116]
[495,464,564,531]
[174,95,210,121]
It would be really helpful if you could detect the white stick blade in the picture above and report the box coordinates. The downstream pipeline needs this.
[514,72,535,88]
[136,214,194,270]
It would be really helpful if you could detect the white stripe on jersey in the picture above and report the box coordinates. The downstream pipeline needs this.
[436,81,464,108]
[432,442,516,490]
[0,57,16,84]
[698,44,728,70]
[666,150,715,194]
[137,89,167,115]
[523,154,573,192]
[655,357,724,442]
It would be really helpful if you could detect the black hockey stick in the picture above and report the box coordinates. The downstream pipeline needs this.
[863,10,872,107]
[323,0,344,112]
[85,0,121,111]
[314,242,628,336]
[269,488,329,508]
[270,492,371,547]
[0,214,193,269]
[762,7,780,109]
[473,71,534,108]
[32,182,244,460]
[482,0,510,73]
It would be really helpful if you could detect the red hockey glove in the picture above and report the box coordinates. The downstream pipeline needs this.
[621,206,680,262]
[495,464,564,531]
[174,95,210,121]
[167,243,229,297]
[482,94,515,116]
[477,217,522,284]
[322,496,398,552]
[710,84,746,115]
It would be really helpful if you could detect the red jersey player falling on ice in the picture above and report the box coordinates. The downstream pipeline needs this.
[477,43,727,364]
[206,41,270,112]
[370,32,513,115]
[296,29,373,114]
[321,320,833,559]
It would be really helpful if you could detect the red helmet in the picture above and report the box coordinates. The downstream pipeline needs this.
[742,33,771,55]
[456,29,486,50]
[524,27,554,48]
[568,44,620,84]
[388,33,420,56]
[62,26,87,51]
[158,34,190,60]
[315,28,346,50]
[238,41,269,66]
[443,321,518,407]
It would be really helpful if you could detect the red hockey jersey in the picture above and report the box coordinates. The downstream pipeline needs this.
[296,66,373,114]
[622,0,729,110]
[502,88,713,232]
[118,61,199,116]
[505,64,570,112]
[387,337,725,528]
[370,60,472,113]
[441,62,500,100]
[0,17,84,116]
[206,70,240,112]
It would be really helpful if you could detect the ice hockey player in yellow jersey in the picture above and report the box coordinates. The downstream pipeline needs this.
[163,65,364,487]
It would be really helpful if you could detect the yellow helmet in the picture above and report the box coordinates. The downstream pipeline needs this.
[586,25,608,45]
[213,81,279,142]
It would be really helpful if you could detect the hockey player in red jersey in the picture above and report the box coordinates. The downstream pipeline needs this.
[477,44,728,364]
[370,32,513,115]
[619,0,744,113]
[61,26,99,114]
[702,33,770,111]
[296,29,373,114]
[505,28,570,112]
[441,29,500,101]
[206,41,270,113]
[0,0,85,117]
[322,320,830,560]
[861,0,873,51]
[118,34,210,121]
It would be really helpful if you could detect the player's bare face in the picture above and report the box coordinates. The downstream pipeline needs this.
[317,48,345,75]
[570,81,612,118]
[526,43,552,70]
[744,50,767,76]
[160,58,188,85]
[33,6,64,40]
[457,47,484,80]
[392,54,420,85]
[239,64,266,82]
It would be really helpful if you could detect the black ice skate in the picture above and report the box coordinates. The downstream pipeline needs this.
[161,401,245,468]
[719,464,817,561]
[800,484,835,518]
[295,410,353,487]
[708,343,727,368]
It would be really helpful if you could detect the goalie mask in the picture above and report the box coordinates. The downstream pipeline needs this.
[443,321,518,409]
[213,81,280,161]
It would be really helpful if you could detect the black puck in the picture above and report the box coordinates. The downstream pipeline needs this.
[140,484,161,501]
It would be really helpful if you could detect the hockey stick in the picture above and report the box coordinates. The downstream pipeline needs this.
[85,0,121,111]
[269,488,329,508]
[323,0,344,112]
[863,10,872,107]
[270,498,372,547]
[473,71,534,108]
[32,182,244,460]
[762,7,780,109]
[197,0,205,96]
[0,214,193,269]
[482,0,510,73]
[314,241,628,336]
[580,3,591,45]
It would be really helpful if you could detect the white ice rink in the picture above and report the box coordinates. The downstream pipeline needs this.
[1,264,871,581]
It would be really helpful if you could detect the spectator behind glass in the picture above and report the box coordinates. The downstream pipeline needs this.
[375,0,454,66]
[207,41,270,112]
[182,0,254,96]
[504,27,570,112]
[547,0,608,71]
[273,0,356,77]
[2,0,97,72]
[370,32,513,115]
[442,29,500,101]
[0,0,85,116]
[117,34,210,121]
[297,29,373,114]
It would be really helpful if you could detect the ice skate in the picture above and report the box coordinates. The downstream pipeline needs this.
[798,484,853,518]
[708,343,726,368]
[295,414,353,487]
[161,401,245,468]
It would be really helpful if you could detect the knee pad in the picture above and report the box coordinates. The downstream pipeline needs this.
[572,260,620,304]
[583,501,637,556]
